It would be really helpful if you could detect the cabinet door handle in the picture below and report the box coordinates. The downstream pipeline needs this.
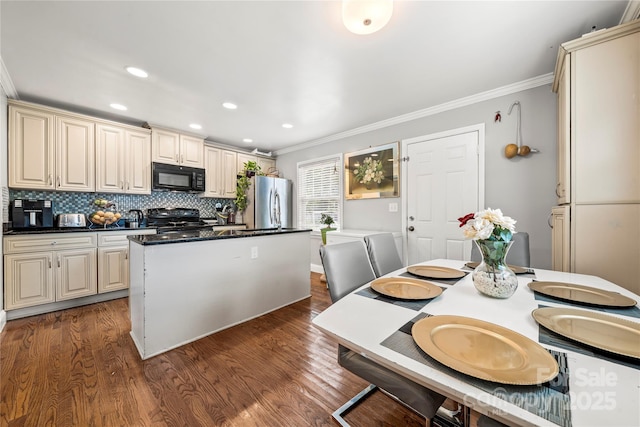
[181,154,184,163]
[547,212,553,229]
[126,181,130,190]
[56,176,61,187]
[48,174,53,185]
[175,154,179,162]
[125,250,128,260]
[555,183,562,198]
[57,255,61,268]
[49,259,52,268]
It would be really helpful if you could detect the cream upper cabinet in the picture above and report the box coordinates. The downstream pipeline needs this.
[180,134,205,168]
[203,146,223,197]
[236,153,276,175]
[552,20,640,292]
[572,31,640,204]
[151,128,181,165]
[237,152,256,172]
[8,104,55,190]
[221,149,238,197]
[151,127,204,168]
[96,123,151,194]
[9,103,95,191]
[203,146,237,198]
[126,130,152,194]
[56,115,95,191]
[555,55,570,205]
[257,157,276,175]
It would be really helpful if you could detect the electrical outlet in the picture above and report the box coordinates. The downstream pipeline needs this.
[251,246,258,259]
[389,202,398,212]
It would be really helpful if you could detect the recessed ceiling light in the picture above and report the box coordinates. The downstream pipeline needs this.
[126,66,148,78]
[189,123,202,130]
[282,123,293,129]
[243,138,253,143]
[110,103,128,111]
[222,102,238,110]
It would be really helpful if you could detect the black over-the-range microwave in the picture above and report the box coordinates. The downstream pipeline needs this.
[152,162,206,192]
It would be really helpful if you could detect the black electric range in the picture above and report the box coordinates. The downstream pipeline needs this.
[146,208,212,236]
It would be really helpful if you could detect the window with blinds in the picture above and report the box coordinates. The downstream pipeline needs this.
[297,154,343,231]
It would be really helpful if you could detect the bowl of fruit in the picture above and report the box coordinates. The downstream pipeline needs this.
[89,199,123,227]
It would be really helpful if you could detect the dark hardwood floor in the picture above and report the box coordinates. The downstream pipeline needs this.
[1,273,424,426]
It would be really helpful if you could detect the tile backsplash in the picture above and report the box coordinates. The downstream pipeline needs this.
[6,190,233,221]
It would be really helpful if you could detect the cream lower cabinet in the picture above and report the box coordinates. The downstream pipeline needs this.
[4,233,98,310]
[97,230,156,293]
[550,205,570,272]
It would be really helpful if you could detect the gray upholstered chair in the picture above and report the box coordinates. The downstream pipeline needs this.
[364,233,404,277]
[470,231,531,267]
[319,241,446,427]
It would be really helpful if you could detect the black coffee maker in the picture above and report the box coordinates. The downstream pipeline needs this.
[11,199,54,229]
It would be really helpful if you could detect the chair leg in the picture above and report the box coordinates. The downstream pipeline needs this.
[332,383,377,427]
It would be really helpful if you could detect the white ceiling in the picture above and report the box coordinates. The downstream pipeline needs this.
[1,1,631,154]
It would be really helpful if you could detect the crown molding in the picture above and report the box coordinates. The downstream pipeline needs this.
[275,73,553,156]
[620,1,640,23]
[0,56,18,99]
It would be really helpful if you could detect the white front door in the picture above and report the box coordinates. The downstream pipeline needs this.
[404,125,484,265]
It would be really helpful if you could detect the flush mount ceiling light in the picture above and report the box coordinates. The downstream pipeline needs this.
[282,123,293,129]
[243,138,253,143]
[125,66,148,78]
[189,123,202,130]
[342,0,393,35]
[222,102,238,110]
[110,103,127,111]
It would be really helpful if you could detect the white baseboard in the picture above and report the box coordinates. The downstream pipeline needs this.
[310,263,324,274]
[0,310,6,332]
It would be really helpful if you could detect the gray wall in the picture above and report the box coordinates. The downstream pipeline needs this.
[277,84,557,269]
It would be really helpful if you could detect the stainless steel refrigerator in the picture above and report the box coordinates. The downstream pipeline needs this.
[244,175,292,229]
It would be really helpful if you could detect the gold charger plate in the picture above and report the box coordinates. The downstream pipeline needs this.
[465,261,527,275]
[370,277,443,300]
[528,281,637,308]
[412,315,559,385]
[407,265,466,280]
[532,307,640,359]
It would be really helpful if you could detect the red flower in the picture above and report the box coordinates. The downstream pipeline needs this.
[458,213,475,227]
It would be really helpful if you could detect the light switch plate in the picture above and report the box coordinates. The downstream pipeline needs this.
[251,246,258,259]
[389,202,398,212]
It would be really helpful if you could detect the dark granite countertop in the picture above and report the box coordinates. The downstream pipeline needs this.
[128,228,311,245]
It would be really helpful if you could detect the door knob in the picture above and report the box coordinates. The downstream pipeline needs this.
[409,216,415,221]
[408,226,415,232]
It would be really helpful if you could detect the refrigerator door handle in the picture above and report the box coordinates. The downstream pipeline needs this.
[269,188,274,225]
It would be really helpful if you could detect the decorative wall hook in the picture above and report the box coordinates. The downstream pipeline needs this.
[504,101,539,159]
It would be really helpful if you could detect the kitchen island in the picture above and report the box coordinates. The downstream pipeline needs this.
[128,228,311,359]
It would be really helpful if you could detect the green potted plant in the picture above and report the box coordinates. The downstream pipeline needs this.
[320,213,336,245]
[235,161,263,214]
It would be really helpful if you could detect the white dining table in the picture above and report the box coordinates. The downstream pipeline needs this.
[312,259,640,427]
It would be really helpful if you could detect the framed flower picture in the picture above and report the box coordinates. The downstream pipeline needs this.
[345,142,399,199]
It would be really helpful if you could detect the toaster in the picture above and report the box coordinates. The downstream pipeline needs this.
[57,213,87,228]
